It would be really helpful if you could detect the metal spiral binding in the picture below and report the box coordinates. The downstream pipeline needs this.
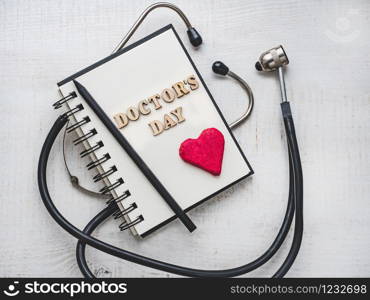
[93,165,117,182]
[64,104,84,117]
[106,189,131,204]
[113,202,137,219]
[86,153,111,170]
[100,178,124,194]
[66,116,91,133]
[80,141,104,158]
[73,128,97,145]
[108,187,143,231]
[53,92,77,109]
[54,92,143,231]
[119,215,144,231]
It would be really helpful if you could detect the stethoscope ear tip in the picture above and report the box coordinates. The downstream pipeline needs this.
[212,61,229,76]
[187,27,203,47]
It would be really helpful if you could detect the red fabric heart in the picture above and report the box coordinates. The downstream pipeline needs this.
[179,128,225,176]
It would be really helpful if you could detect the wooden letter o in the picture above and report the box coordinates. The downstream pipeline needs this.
[126,106,140,121]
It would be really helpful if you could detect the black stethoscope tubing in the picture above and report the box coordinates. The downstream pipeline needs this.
[38,101,303,278]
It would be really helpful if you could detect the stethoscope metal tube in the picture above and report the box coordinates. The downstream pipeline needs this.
[212,61,254,128]
[113,2,201,53]
[225,70,254,129]
[278,67,288,103]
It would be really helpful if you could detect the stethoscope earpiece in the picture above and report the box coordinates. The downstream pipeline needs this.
[212,60,254,129]
[187,27,203,47]
[113,2,204,52]
[212,61,229,76]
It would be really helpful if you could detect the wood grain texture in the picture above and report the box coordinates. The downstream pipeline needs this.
[1,0,370,277]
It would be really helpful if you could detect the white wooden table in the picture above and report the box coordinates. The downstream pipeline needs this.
[1,0,369,277]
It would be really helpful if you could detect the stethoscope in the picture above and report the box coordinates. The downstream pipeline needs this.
[38,2,303,278]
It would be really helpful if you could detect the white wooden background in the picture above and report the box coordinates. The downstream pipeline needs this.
[1,0,369,277]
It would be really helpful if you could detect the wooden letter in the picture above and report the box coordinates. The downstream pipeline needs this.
[126,106,140,121]
[170,107,185,123]
[148,120,164,136]
[161,88,176,103]
[172,81,190,98]
[113,113,128,129]
[186,75,199,90]
[147,94,162,110]
[163,114,177,130]
[138,100,151,115]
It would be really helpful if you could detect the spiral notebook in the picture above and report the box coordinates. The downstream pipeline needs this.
[56,24,253,237]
